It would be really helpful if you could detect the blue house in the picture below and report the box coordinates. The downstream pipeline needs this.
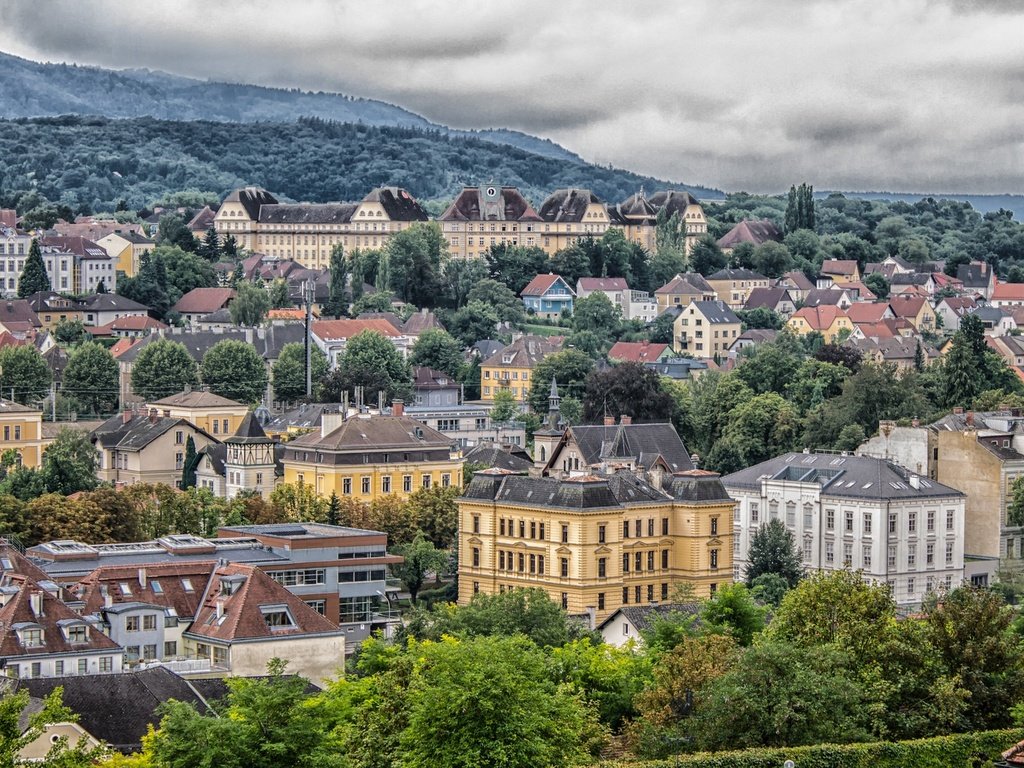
[521,273,575,319]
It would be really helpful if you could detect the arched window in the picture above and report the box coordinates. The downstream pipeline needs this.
[539,446,546,461]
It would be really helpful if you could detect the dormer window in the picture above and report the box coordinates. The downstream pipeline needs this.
[20,628,42,647]
[120,583,132,596]
[261,606,296,629]
[65,625,88,643]
[181,579,194,593]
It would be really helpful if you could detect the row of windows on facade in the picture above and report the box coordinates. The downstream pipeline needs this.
[270,567,387,587]
[295,473,449,494]
[484,582,715,612]
[434,418,488,432]
[483,548,685,576]
[2,426,23,441]
[744,502,957,534]
[483,370,530,380]
[491,516,719,542]
[9,657,116,679]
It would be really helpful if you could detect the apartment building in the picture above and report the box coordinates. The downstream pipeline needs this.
[438,185,544,259]
[0,398,44,468]
[479,334,561,403]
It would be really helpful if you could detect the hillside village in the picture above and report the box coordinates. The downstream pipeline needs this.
[2,181,1024,764]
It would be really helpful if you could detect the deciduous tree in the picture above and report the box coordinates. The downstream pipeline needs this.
[130,338,199,401]
[62,341,119,416]
[201,339,268,405]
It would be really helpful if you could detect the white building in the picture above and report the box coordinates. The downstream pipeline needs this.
[723,451,966,607]
[575,277,657,322]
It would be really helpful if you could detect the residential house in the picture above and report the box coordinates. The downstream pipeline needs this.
[654,272,717,311]
[0,573,124,679]
[172,288,236,326]
[673,300,741,359]
[480,335,561,403]
[311,318,405,367]
[840,280,877,302]
[889,296,937,332]
[87,315,168,339]
[846,301,895,327]
[729,328,778,355]
[957,261,996,300]
[803,287,855,309]
[991,282,1024,308]
[521,273,574,319]
[77,294,149,328]
[280,403,463,500]
[0,299,41,338]
[848,336,937,370]
[786,306,854,343]
[715,219,783,254]
[723,452,965,607]
[972,306,1017,336]
[196,413,282,499]
[988,336,1024,370]
[607,341,672,364]
[743,287,796,317]
[865,255,915,281]
[776,270,816,304]
[536,188,611,255]
[934,296,978,333]
[458,465,732,621]
[643,357,710,381]
[578,277,629,315]
[25,292,84,332]
[598,603,701,647]
[438,186,543,259]
[820,259,861,284]
[91,411,217,487]
[0,399,44,468]
[890,272,937,296]
[181,563,346,684]
[146,390,249,439]
[705,268,771,308]
[95,232,156,278]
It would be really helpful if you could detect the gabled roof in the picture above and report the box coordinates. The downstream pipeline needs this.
[483,335,561,368]
[0,397,40,416]
[888,296,928,318]
[0,574,119,658]
[890,273,933,286]
[608,341,670,363]
[223,187,279,220]
[707,268,768,282]
[655,272,714,296]
[957,261,993,288]
[537,189,605,223]
[288,413,451,452]
[91,413,210,452]
[403,310,444,335]
[597,602,702,633]
[413,366,458,390]
[37,235,109,260]
[89,315,167,334]
[936,296,977,315]
[845,302,894,324]
[109,337,140,358]
[312,318,400,341]
[821,259,859,276]
[689,300,740,324]
[778,270,815,291]
[187,206,217,232]
[150,390,244,409]
[803,288,850,307]
[185,563,342,643]
[578,277,629,292]
[463,442,534,472]
[716,219,782,250]
[78,294,148,313]
[75,560,216,620]
[567,422,695,474]
[790,305,848,330]
[0,299,41,327]
[521,273,574,297]
[171,287,236,315]
[992,282,1024,302]
[743,287,792,311]
[438,186,541,222]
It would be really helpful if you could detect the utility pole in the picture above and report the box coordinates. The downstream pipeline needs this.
[304,278,314,399]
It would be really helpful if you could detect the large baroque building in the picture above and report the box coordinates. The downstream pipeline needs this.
[438,186,544,259]
[214,186,429,267]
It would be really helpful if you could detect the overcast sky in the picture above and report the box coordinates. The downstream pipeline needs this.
[0,0,1021,194]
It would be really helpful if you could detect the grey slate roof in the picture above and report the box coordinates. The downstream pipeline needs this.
[803,288,850,307]
[226,412,270,444]
[690,300,740,325]
[538,188,603,223]
[263,403,329,433]
[707,268,769,281]
[661,470,733,503]
[722,452,963,501]
[78,294,149,312]
[258,203,358,224]
[463,442,534,472]
[118,325,305,364]
[224,187,279,220]
[91,413,200,452]
[643,357,709,380]
[16,667,215,753]
[569,423,695,473]
[464,470,667,510]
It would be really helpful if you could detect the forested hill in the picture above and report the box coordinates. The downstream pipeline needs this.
[0,50,581,163]
[0,115,716,213]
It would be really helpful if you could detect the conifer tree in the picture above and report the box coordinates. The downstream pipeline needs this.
[181,435,198,489]
[17,239,50,297]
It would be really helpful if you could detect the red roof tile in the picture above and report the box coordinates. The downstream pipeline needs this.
[520,273,571,297]
[993,282,1024,301]
[171,288,237,314]
[312,318,400,340]
[608,341,669,363]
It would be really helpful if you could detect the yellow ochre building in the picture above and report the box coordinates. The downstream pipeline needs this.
[0,399,44,468]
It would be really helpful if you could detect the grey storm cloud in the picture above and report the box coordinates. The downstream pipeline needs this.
[0,0,1022,193]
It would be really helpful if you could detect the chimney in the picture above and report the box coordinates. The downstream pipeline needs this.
[138,568,147,589]
[148,408,157,423]
[604,416,615,426]
[620,415,632,426]
[966,411,975,426]
[392,399,404,417]
[100,584,112,609]
[584,605,596,630]
[909,475,921,490]
[216,598,225,619]
[122,409,132,425]
[29,591,43,618]
[911,418,920,428]
[321,408,346,438]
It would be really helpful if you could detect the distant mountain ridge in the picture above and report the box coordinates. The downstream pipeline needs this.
[819,190,1024,220]
[0,50,585,163]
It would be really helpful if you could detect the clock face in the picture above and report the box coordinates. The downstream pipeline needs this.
[486,187,497,197]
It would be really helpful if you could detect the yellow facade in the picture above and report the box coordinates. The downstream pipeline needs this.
[0,401,44,468]
[673,304,742,359]
[785,312,854,344]
[480,364,533,403]
[282,458,462,502]
[96,234,155,278]
[539,201,611,256]
[146,392,250,439]
[458,471,733,621]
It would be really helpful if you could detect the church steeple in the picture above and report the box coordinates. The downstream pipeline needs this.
[532,377,564,473]
[546,376,561,430]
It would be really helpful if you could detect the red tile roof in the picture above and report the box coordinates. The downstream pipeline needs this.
[75,561,216,620]
[185,563,341,642]
[89,316,168,335]
[821,259,859,276]
[993,282,1024,302]
[520,273,572,297]
[888,296,927,318]
[790,305,848,331]
[110,337,141,358]
[171,288,237,315]
[267,308,307,321]
[312,318,400,340]
[608,341,669,363]
[846,302,892,324]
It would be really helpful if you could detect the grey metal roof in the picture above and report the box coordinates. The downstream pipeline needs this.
[597,602,703,633]
[722,452,963,501]
[569,423,695,473]
[463,470,668,510]
[463,442,533,472]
